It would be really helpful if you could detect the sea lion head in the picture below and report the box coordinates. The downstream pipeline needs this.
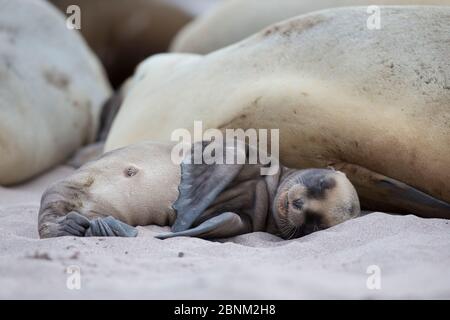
[273,168,360,239]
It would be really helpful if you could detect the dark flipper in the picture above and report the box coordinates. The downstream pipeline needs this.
[86,216,138,237]
[171,140,247,232]
[157,212,250,240]
[57,211,91,237]
[334,163,450,219]
[56,211,137,237]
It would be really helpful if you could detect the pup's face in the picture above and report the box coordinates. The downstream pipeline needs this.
[274,168,360,239]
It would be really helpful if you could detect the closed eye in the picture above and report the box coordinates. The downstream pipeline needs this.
[292,198,304,210]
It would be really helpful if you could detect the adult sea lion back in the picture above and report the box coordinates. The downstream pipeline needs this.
[171,0,450,54]
[105,6,450,219]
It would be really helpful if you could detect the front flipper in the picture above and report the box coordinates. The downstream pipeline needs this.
[41,211,137,238]
[171,140,247,232]
[85,216,138,237]
[157,212,250,240]
[56,211,91,237]
[333,163,450,219]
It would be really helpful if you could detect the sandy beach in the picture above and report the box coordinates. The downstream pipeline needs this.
[1,166,449,299]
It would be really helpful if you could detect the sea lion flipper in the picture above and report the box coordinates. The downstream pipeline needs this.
[157,212,249,240]
[334,163,450,219]
[57,211,90,237]
[86,216,138,237]
[171,141,246,232]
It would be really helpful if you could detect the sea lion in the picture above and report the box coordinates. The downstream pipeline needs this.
[38,140,361,239]
[0,0,111,186]
[171,0,450,54]
[50,0,193,88]
[105,6,450,219]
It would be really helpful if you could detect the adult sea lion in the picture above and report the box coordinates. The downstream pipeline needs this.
[0,0,111,186]
[38,140,361,239]
[105,6,450,219]
[50,0,193,87]
[171,0,450,54]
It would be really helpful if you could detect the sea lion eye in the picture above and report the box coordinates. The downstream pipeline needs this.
[124,166,138,177]
[292,198,304,210]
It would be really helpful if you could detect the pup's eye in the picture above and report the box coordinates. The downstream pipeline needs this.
[292,199,304,210]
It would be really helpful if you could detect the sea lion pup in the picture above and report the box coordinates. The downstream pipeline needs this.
[50,0,193,87]
[105,6,450,219]
[171,0,450,54]
[38,141,360,240]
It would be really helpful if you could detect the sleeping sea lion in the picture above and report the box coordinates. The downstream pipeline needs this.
[50,0,193,87]
[38,140,361,240]
[105,6,450,219]
[171,0,450,54]
[0,0,111,186]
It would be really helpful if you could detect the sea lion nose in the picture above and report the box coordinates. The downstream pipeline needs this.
[300,212,322,235]
[304,211,321,226]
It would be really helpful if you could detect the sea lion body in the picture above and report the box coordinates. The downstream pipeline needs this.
[105,6,450,218]
[38,141,360,239]
[40,142,180,234]
[171,0,450,54]
[50,0,193,87]
[0,0,111,186]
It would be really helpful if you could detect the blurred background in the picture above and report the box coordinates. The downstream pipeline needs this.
[50,0,223,88]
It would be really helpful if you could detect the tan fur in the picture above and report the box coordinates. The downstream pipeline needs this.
[171,0,450,54]
[50,0,193,87]
[274,171,360,233]
[39,141,361,239]
[105,7,450,206]
[0,0,111,185]
[310,173,361,226]
[39,142,180,236]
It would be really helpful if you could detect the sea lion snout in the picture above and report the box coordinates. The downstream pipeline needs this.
[274,169,361,239]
